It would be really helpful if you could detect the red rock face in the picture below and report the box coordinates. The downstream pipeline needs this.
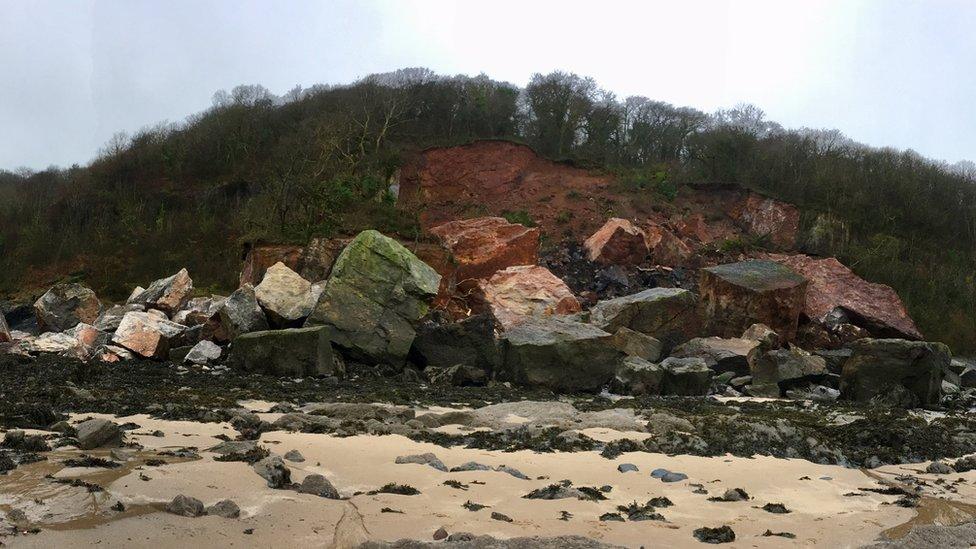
[240,245,304,287]
[475,265,581,329]
[729,194,800,249]
[674,213,713,244]
[644,224,693,266]
[699,260,808,340]
[764,253,923,340]
[431,217,540,284]
[583,218,648,265]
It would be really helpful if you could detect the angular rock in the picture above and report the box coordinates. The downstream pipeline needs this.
[129,268,193,315]
[94,344,135,363]
[283,450,305,462]
[298,237,347,282]
[644,223,693,266]
[111,311,186,359]
[430,216,540,284]
[730,194,799,249]
[500,317,623,392]
[184,340,221,365]
[34,283,101,332]
[172,296,225,327]
[166,495,205,517]
[254,262,317,326]
[765,254,922,340]
[741,323,782,349]
[94,304,144,332]
[840,339,949,407]
[253,456,291,489]
[227,326,340,377]
[410,313,499,373]
[240,244,303,287]
[660,357,713,396]
[0,311,10,343]
[305,230,441,364]
[700,260,807,340]
[749,346,828,390]
[670,337,757,375]
[395,453,448,472]
[583,218,648,265]
[217,284,269,340]
[205,499,240,518]
[609,327,663,362]
[477,265,581,330]
[675,213,714,244]
[610,357,664,395]
[76,418,123,450]
[298,474,339,499]
[589,288,700,353]
[24,332,84,355]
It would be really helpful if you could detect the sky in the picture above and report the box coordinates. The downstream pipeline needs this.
[1,0,975,170]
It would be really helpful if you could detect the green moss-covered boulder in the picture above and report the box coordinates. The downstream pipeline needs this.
[700,260,807,340]
[227,326,340,377]
[304,230,441,364]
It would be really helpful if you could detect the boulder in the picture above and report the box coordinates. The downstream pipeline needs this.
[500,317,623,392]
[583,218,648,265]
[611,357,665,395]
[172,296,225,326]
[166,495,205,517]
[23,332,85,355]
[205,499,241,519]
[75,418,123,449]
[184,340,221,365]
[240,244,303,287]
[430,216,540,285]
[305,230,441,364]
[217,284,269,340]
[94,304,144,332]
[588,288,700,353]
[674,213,714,244]
[227,326,340,378]
[749,346,828,392]
[254,262,317,326]
[125,286,145,304]
[476,265,581,330]
[111,311,187,359]
[660,357,713,396]
[410,313,499,374]
[298,237,347,282]
[253,456,291,489]
[129,268,193,315]
[840,339,949,407]
[644,224,693,266]
[699,260,807,340]
[764,254,922,340]
[0,311,9,343]
[34,283,101,332]
[94,344,135,363]
[610,327,663,362]
[298,473,340,499]
[670,337,757,375]
[741,323,782,349]
[729,194,800,249]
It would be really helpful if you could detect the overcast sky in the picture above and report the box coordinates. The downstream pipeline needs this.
[2,0,975,170]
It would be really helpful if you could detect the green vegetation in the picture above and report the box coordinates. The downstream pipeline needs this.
[501,210,537,227]
[1,68,974,350]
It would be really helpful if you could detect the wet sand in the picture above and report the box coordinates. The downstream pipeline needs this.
[5,410,973,548]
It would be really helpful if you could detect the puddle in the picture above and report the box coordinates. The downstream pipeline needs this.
[0,447,197,531]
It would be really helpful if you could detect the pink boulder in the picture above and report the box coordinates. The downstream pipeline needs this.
[431,217,540,285]
[477,265,581,329]
[583,218,648,265]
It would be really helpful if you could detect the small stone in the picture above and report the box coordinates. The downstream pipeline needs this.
[709,488,749,502]
[395,453,447,472]
[490,511,513,522]
[284,449,305,463]
[252,456,291,489]
[761,503,791,514]
[433,527,448,540]
[75,418,123,450]
[166,495,205,517]
[205,499,241,518]
[926,461,953,475]
[617,463,639,473]
[298,474,339,499]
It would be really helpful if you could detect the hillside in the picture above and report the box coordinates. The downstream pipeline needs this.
[1,68,974,351]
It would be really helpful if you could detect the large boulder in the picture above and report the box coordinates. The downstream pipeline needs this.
[129,269,193,315]
[476,265,581,330]
[298,237,347,282]
[254,262,317,326]
[172,296,225,326]
[184,340,222,365]
[643,223,693,266]
[699,260,807,340]
[499,317,623,392]
[670,337,757,375]
[94,304,144,332]
[840,339,949,407]
[111,311,187,359]
[729,194,799,249]
[75,418,123,450]
[583,218,648,265]
[34,283,101,332]
[611,356,664,395]
[410,313,500,374]
[660,357,713,396]
[228,326,340,377]
[305,230,441,364]
[749,346,828,391]
[430,217,540,285]
[764,254,922,340]
[216,284,269,340]
[609,327,663,362]
[588,288,700,353]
